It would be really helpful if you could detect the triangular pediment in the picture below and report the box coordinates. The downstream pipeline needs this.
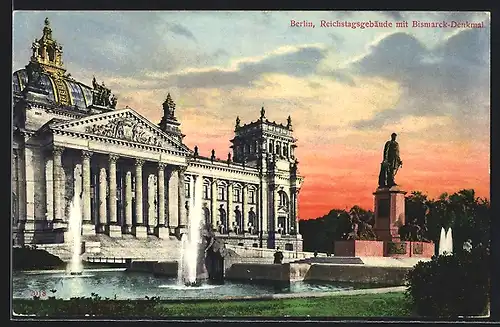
[50,108,191,154]
[277,206,289,214]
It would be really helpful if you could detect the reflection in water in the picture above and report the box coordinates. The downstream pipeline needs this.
[13,270,363,300]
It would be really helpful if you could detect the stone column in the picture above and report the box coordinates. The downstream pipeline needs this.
[227,182,234,233]
[98,166,107,233]
[124,170,133,234]
[107,154,121,237]
[44,154,53,225]
[155,163,168,238]
[242,184,248,233]
[274,186,280,235]
[147,173,156,234]
[260,181,269,248]
[294,189,301,237]
[177,167,187,232]
[167,168,178,230]
[52,146,64,224]
[211,178,218,231]
[132,159,147,238]
[81,150,95,235]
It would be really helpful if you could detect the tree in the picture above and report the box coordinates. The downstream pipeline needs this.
[301,188,489,256]
[400,191,431,241]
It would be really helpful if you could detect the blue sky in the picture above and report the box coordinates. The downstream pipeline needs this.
[12,11,491,217]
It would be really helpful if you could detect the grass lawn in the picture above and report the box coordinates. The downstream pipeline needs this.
[13,291,413,318]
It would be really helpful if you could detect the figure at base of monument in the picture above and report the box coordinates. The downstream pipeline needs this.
[378,133,403,188]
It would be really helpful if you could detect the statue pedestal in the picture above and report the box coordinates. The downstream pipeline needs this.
[373,185,407,242]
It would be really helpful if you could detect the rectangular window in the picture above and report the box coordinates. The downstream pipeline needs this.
[249,190,255,204]
[203,184,209,199]
[185,182,190,198]
[233,188,240,203]
[218,187,225,201]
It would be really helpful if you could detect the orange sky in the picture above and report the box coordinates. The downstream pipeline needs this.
[13,12,491,219]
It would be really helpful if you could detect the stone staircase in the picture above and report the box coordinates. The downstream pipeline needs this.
[83,234,182,262]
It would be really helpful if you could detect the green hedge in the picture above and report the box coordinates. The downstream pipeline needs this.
[405,248,490,317]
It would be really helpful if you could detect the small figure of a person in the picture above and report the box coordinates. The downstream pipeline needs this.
[274,247,284,264]
[314,250,318,258]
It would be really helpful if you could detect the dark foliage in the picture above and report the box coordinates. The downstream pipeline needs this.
[13,246,64,270]
[405,247,490,317]
[299,206,375,253]
[301,189,489,258]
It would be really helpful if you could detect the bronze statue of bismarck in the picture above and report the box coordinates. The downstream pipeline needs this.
[378,133,403,188]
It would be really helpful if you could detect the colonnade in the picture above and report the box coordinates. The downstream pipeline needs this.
[51,146,186,237]
[47,145,299,238]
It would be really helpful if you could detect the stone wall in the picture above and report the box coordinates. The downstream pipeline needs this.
[225,263,290,282]
[152,261,178,277]
[334,240,435,258]
[334,240,385,257]
[226,262,411,286]
[302,264,410,286]
[226,244,318,261]
[128,260,158,273]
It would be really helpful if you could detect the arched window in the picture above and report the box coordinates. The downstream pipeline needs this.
[283,144,288,157]
[276,143,280,155]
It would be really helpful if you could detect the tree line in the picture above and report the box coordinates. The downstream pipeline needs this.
[299,189,490,256]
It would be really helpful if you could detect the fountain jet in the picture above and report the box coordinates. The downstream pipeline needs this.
[67,193,83,275]
[438,227,453,256]
[178,176,204,286]
[445,228,453,255]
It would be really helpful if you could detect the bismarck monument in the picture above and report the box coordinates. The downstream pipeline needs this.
[373,132,406,242]
[335,133,435,258]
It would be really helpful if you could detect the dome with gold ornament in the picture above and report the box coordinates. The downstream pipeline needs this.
[12,18,117,111]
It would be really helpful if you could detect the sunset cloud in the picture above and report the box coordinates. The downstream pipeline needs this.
[12,11,490,219]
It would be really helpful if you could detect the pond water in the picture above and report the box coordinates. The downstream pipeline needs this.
[12,268,365,300]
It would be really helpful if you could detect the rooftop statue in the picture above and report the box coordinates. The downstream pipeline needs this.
[92,76,117,109]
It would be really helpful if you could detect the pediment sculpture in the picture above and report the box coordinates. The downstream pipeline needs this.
[85,117,164,147]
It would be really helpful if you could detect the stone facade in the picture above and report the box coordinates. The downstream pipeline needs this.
[12,19,304,252]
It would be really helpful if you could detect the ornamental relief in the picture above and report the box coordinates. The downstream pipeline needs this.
[85,117,164,147]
